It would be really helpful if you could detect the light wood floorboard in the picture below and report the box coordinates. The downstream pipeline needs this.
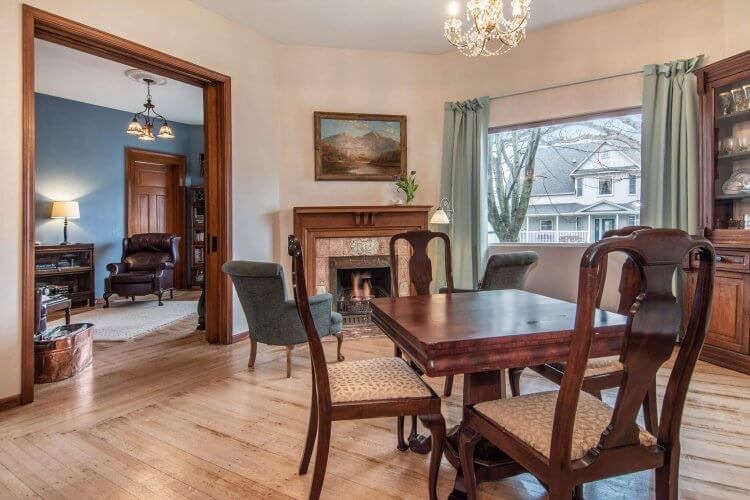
[1,313,748,499]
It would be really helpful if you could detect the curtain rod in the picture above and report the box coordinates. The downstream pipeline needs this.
[489,69,643,101]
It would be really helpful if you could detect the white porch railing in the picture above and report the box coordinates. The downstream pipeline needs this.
[518,230,590,244]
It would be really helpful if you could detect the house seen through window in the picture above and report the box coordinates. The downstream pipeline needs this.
[488,109,642,245]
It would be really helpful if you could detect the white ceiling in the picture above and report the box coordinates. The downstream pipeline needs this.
[35,39,204,125]
[191,0,650,54]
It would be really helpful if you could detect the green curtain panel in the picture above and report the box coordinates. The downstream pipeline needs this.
[439,97,489,289]
[641,56,703,233]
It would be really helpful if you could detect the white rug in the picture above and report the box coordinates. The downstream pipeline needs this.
[49,300,199,342]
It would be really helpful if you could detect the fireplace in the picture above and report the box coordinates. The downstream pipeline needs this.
[329,255,391,324]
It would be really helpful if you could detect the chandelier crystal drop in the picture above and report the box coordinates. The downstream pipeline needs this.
[125,78,174,140]
[444,0,531,57]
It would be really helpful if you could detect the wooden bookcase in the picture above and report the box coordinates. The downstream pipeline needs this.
[35,244,95,307]
[187,187,205,288]
[685,51,750,374]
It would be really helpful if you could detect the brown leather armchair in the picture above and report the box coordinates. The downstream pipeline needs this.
[104,233,180,307]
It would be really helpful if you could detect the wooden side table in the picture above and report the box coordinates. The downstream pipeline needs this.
[44,296,72,324]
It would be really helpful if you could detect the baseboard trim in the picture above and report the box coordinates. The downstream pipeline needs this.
[232,331,249,343]
[0,394,22,412]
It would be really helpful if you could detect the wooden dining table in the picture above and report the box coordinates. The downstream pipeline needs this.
[370,289,629,498]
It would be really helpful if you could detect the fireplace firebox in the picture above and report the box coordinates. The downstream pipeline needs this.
[329,256,391,324]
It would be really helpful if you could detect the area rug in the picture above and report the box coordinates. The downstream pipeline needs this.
[321,322,385,342]
[49,300,199,342]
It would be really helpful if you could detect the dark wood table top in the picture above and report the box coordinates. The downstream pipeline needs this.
[370,289,628,377]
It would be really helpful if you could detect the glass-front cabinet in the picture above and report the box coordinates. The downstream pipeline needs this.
[689,50,750,375]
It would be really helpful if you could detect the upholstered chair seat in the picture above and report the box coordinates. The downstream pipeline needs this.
[474,390,657,461]
[551,355,623,378]
[223,260,344,377]
[328,357,434,404]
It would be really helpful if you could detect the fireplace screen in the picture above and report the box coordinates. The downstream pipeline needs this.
[329,256,391,324]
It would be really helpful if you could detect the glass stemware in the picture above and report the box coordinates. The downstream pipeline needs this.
[719,91,733,116]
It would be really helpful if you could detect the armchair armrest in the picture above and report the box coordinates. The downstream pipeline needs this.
[157,261,176,271]
[285,293,334,338]
[106,262,127,275]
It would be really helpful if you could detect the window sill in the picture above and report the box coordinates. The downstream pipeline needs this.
[489,242,591,249]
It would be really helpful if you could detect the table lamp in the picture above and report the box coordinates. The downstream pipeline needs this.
[51,201,80,245]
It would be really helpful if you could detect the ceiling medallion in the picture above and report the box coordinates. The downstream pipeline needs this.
[444,0,531,57]
[124,70,174,141]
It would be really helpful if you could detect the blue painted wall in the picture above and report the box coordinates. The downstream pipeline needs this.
[35,93,204,297]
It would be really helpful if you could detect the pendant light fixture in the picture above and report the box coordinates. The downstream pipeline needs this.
[125,71,175,141]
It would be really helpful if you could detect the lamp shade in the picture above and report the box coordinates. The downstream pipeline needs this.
[429,208,450,225]
[51,201,80,219]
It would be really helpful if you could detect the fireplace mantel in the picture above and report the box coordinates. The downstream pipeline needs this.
[293,205,431,294]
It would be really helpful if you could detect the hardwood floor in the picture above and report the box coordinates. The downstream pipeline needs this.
[1,316,748,499]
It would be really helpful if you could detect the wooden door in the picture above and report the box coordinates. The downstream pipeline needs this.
[126,149,186,287]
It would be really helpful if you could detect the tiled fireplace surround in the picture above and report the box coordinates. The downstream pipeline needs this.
[315,236,411,297]
[292,205,432,304]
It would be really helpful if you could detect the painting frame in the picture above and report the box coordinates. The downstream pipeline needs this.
[314,111,407,181]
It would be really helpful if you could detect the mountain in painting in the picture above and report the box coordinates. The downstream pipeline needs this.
[322,131,400,162]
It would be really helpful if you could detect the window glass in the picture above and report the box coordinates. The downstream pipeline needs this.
[488,110,641,245]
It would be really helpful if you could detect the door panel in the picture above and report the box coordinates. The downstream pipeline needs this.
[126,149,186,288]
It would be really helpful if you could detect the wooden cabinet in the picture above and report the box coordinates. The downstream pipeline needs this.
[688,51,750,374]
[35,244,95,307]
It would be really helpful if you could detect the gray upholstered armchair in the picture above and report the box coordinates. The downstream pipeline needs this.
[478,251,538,290]
[222,261,344,377]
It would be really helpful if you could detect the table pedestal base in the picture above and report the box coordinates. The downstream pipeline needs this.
[444,425,525,499]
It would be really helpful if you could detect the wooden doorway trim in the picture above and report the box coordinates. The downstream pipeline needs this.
[22,5,234,405]
[125,148,187,288]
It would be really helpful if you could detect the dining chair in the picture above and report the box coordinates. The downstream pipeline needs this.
[289,235,446,500]
[389,229,453,451]
[458,228,715,499]
[508,226,659,434]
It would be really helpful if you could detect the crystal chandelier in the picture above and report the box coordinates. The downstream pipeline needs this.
[444,0,531,57]
[125,78,174,141]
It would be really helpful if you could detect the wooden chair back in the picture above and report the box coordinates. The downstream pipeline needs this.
[596,226,652,314]
[288,235,332,411]
[551,228,714,470]
[389,230,454,296]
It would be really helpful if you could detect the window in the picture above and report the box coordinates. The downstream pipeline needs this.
[628,215,639,226]
[629,174,637,195]
[487,109,642,245]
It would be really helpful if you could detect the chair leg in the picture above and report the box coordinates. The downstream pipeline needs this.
[156,291,164,306]
[458,427,481,500]
[509,367,523,397]
[589,389,602,400]
[548,479,574,500]
[248,339,258,369]
[103,293,111,308]
[655,447,680,500]
[309,419,331,500]
[444,375,454,397]
[131,296,135,302]
[419,413,446,500]
[299,377,318,475]
[170,288,174,300]
[573,484,584,499]
[286,346,294,378]
[643,379,658,434]
[396,416,408,451]
[335,332,345,361]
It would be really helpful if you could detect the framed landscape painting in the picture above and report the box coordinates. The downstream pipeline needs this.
[314,112,407,181]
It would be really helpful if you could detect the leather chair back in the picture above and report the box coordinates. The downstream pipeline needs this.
[122,233,179,271]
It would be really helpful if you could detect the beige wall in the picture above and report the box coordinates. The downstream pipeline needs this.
[1,0,749,400]
[275,44,444,272]
[0,0,280,399]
